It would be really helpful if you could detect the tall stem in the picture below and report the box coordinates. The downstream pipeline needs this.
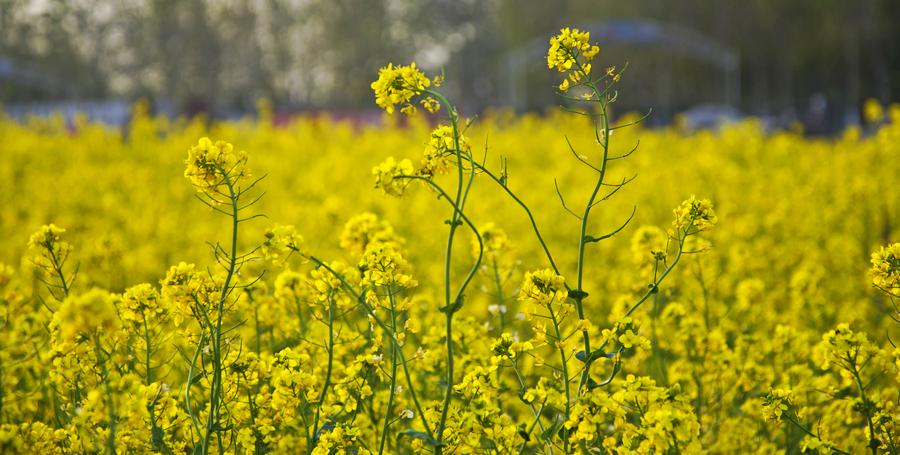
[849,359,878,455]
[547,303,570,453]
[201,169,240,454]
[47,247,70,298]
[425,89,471,453]
[574,87,611,393]
[378,288,400,455]
[308,257,435,442]
[312,299,336,441]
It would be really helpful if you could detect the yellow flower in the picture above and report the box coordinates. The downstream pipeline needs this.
[870,242,900,291]
[53,289,121,343]
[762,388,795,422]
[372,156,415,197]
[119,283,166,327]
[261,225,304,261]
[184,137,250,197]
[421,124,470,177]
[519,269,567,307]
[547,27,598,73]
[27,224,73,276]
[864,98,884,124]
[339,212,401,257]
[547,27,600,90]
[307,260,358,309]
[817,323,877,370]
[359,242,417,289]
[370,62,438,115]
[618,329,650,350]
[672,195,718,232]
[27,224,69,253]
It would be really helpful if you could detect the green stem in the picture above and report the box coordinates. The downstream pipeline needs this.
[184,334,205,444]
[141,312,165,451]
[546,303,570,453]
[312,299,336,442]
[849,360,879,455]
[510,360,551,454]
[378,288,400,455]
[46,246,70,298]
[421,91,464,453]
[201,167,241,455]
[573,93,610,394]
[783,414,851,455]
[141,313,154,385]
[492,258,506,334]
[307,257,435,442]
[467,161,564,281]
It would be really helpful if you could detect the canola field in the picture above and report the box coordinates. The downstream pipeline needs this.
[1,28,900,454]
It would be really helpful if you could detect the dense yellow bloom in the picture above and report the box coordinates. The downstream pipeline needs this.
[339,212,401,257]
[52,288,121,342]
[870,242,900,291]
[359,242,417,288]
[2,29,900,454]
[307,260,358,309]
[119,283,166,327]
[27,224,73,275]
[817,323,877,370]
[672,195,718,232]
[547,27,599,72]
[372,156,415,197]
[547,27,600,91]
[184,137,249,196]
[762,388,796,422]
[519,268,567,307]
[491,332,532,363]
[262,224,303,261]
[311,424,371,455]
[421,124,471,176]
[27,224,69,253]
[370,63,437,115]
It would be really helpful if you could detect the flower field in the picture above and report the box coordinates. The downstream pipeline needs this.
[1,28,900,454]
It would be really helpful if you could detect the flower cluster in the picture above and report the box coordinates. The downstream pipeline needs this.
[672,195,718,233]
[370,63,440,115]
[262,224,303,262]
[519,268,567,307]
[27,224,73,286]
[421,124,471,176]
[871,242,900,292]
[3,23,900,455]
[339,212,402,257]
[184,137,249,197]
[119,282,166,327]
[547,27,600,91]
[372,156,414,197]
[52,288,121,343]
[359,242,417,288]
[762,388,797,422]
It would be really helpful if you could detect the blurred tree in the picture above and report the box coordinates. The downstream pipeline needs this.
[0,0,897,129]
